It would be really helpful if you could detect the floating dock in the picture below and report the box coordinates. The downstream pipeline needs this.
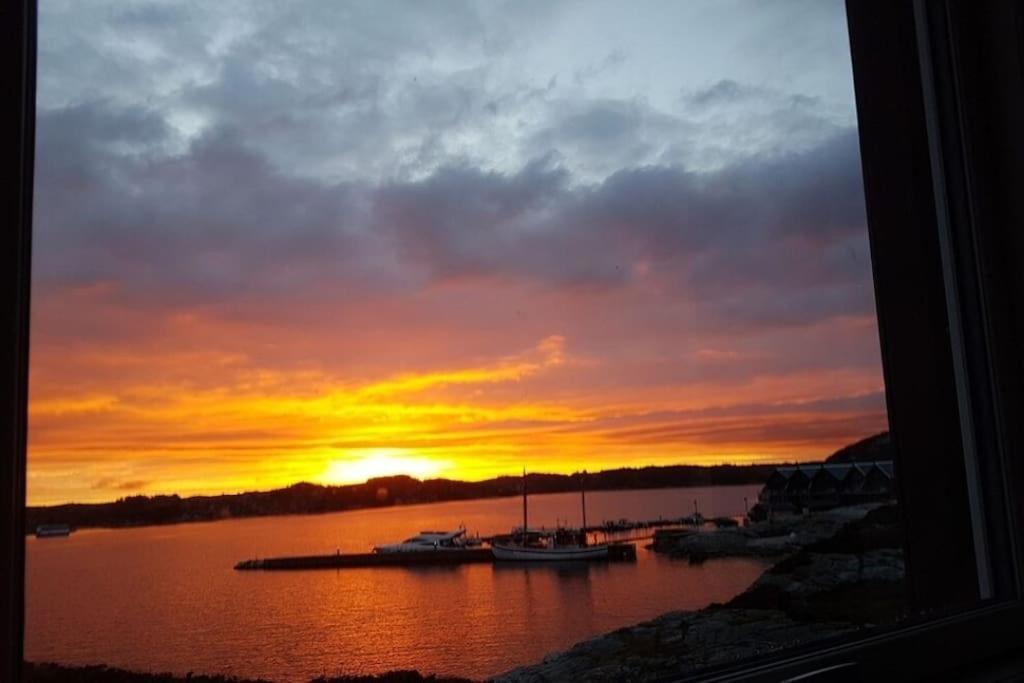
[235,543,636,571]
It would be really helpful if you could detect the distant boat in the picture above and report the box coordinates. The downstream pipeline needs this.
[372,527,480,553]
[35,524,71,538]
[491,469,609,562]
[682,499,705,526]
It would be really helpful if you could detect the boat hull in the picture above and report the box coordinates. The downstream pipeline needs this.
[491,543,608,561]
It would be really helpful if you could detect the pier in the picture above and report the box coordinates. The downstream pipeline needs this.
[235,543,636,570]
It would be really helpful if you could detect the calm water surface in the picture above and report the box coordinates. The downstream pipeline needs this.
[26,485,767,681]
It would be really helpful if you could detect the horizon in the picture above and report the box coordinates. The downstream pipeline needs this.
[30,430,883,509]
[29,460,778,510]
[28,0,887,507]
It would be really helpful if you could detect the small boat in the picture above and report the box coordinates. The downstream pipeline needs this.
[372,527,479,554]
[682,499,705,526]
[682,512,706,526]
[491,469,608,562]
[35,524,71,538]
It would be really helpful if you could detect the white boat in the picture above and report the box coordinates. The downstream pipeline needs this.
[372,527,479,554]
[491,469,608,562]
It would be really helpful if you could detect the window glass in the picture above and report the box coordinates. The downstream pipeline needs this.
[25,2,918,681]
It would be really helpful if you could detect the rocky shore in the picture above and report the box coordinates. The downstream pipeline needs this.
[496,504,906,682]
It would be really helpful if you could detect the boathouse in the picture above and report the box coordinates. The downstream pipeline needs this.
[755,461,896,515]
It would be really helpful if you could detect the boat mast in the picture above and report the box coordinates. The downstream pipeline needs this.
[580,470,588,546]
[522,466,528,539]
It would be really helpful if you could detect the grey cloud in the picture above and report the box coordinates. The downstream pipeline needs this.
[527,98,695,180]
[33,92,870,335]
[677,79,845,170]
[572,49,628,86]
[38,0,857,184]
[373,158,630,287]
[684,79,755,108]
[684,79,822,110]
[34,105,377,308]
[37,100,170,153]
[376,126,870,329]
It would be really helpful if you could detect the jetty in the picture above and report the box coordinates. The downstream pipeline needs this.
[235,543,636,571]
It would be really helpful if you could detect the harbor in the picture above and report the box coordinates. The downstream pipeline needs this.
[27,484,768,681]
[235,478,644,570]
[231,518,715,570]
[237,472,654,570]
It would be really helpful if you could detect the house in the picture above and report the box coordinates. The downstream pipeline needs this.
[755,461,896,516]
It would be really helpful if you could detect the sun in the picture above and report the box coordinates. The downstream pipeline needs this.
[321,448,445,485]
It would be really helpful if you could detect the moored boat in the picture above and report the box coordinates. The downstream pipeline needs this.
[35,524,71,538]
[492,469,608,562]
[492,530,609,561]
[682,499,705,526]
[372,527,480,553]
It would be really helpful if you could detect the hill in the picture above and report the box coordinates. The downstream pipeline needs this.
[26,463,777,533]
[824,431,893,464]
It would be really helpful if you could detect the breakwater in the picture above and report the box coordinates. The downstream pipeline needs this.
[235,543,637,570]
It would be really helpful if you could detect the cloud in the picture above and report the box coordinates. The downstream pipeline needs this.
[375,127,870,331]
[91,478,150,492]
[32,92,872,367]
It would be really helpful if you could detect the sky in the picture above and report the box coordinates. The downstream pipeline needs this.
[28,0,887,506]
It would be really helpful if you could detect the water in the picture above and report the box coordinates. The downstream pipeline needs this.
[25,485,767,681]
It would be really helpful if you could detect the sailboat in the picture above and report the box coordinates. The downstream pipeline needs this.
[491,469,609,561]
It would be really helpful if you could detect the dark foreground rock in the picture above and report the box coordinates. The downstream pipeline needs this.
[495,608,858,682]
[496,505,907,682]
[23,663,474,683]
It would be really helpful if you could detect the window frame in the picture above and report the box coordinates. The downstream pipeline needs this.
[0,0,35,681]
[2,0,1023,681]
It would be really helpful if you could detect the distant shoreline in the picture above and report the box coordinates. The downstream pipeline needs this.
[26,462,780,535]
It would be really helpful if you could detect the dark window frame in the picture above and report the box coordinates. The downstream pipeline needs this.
[2,1,1023,681]
[1,0,35,681]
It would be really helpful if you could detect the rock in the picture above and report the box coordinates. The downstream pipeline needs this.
[492,608,858,682]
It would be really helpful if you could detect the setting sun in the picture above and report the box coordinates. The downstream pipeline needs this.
[321,449,448,485]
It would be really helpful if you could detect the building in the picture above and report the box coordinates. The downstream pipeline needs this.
[754,461,896,516]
